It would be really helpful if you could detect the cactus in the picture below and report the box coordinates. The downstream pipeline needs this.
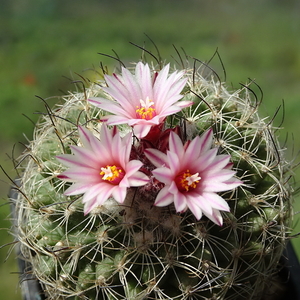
[12,50,294,300]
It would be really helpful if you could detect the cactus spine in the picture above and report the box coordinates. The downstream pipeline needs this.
[13,52,293,300]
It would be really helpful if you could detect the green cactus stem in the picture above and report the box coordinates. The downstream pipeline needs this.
[11,51,294,300]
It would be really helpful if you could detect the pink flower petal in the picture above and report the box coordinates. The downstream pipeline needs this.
[82,182,109,204]
[57,150,96,169]
[132,124,153,139]
[201,192,230,211]
[104,74,130,104]
[95,184,117,205]
[89,98,133,118]
[120,66,143,105]
[194,148,218,172]
[78,125,96,150]
[151,167,173,184]
[69,146,99,165]
[84,197,98,215]
[166,151,181,174]
[158,105,186,118]
[135,62,153,101]
[198,128,213,154]
[200,181,237,193]
[103,115,136,126]
[154,186,175,207]
[204,169,237,182]
[201,154,231,173]
[57,124,149,215]
[223,178,243,190]
[126,116,158,126]
[127,172,150,186]
[89,62,189,138]
[165,75,187,99]
[64,182,93,195]
[153,64,170,97]
[182,135,203,163]
[173,190,187,212]
[205,209,224,226]
[125,160,143,176]
[144,148,168,168]
[112,186,127,204]
[186,197,203,220]
[168,132,184,161]
[175,100,194,108]
[146,128,242,225]
[60,168,101,182]
[192,194,213,216]
[159,80,187,111]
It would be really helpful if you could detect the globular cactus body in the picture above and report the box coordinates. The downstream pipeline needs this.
[13,54,293,300]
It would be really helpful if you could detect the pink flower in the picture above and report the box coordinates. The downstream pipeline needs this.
[144,129,242,226]
[89,62,192,139]
[56,125,149,214]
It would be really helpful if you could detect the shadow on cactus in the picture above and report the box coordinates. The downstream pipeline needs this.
[10,44,295,300]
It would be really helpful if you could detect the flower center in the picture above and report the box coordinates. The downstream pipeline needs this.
[175,170,201,192]
[100,165,124,184]
[136,97,156,120]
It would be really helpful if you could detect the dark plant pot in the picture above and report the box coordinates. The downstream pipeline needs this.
[279,240,300,299]
[9,185,300,300]
[10,182,45,300]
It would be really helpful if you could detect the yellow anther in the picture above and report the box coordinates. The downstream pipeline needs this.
[135,97,156,120]
[176,170,201,192]
[100,165,124,184]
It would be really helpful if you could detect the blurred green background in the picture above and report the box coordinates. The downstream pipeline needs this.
[1,0,300,299]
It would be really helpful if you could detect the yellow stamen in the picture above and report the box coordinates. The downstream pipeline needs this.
[100,165,124,184]
[176,170,201,192]
[136,97,156,120]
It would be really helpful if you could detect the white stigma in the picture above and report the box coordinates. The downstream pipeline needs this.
[186,173,201,186]
[140,96,154,109]
[101,167,113,180]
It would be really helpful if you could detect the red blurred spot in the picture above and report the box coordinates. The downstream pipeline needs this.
[22,73,37,86]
